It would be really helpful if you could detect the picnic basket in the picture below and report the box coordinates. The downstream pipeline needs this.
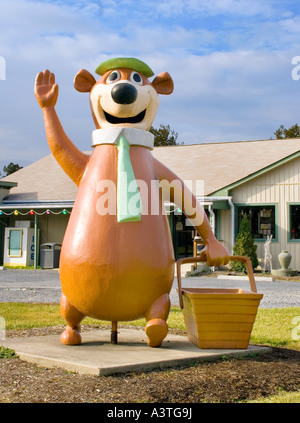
[176,256,263,349]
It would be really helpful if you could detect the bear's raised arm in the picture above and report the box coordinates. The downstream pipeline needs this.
[35,70,90,186]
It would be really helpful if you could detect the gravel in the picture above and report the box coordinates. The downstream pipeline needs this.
[0,269,61,304]
[0,268,299,308]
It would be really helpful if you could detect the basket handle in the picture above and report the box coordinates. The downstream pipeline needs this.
[176,255,257,309]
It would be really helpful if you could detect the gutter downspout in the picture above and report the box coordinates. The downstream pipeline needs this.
[208,204,216,271]
[208,204,215,236]
[228,198,235,255]
[34,213,38,270]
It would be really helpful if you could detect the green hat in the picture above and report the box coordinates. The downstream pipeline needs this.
[95,57,154,78]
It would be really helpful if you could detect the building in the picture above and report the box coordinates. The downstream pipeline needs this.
[0,138,299,270]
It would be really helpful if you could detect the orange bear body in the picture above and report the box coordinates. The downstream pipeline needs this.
[35,58,229,347]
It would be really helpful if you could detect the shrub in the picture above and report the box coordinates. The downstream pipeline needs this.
[0,347,18,359]
[232,213,259,272]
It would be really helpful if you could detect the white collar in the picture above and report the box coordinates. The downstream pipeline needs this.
[92,128,154,150]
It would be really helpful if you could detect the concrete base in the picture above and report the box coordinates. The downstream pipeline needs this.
[271,268,298,277]
[1,329,271,377]
[217,274,274,281]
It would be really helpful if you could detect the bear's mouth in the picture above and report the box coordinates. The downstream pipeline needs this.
[104,109,146,124]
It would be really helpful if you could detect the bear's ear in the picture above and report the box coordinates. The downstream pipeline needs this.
[74,69,97,92]
[152,72,174,95]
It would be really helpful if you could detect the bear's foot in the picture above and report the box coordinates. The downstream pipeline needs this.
[145,318,168,348]
[60,325,82,345]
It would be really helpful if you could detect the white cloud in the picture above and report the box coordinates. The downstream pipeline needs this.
[0,0,300,168]
[158,49,299,143]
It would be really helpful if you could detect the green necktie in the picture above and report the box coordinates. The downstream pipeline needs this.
[116,136,142,223]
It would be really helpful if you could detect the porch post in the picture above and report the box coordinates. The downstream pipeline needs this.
[34,213,38,269]
[208,204,215,235]
[228,198,235,255]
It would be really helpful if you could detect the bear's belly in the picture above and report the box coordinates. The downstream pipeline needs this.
[59,145,175,321]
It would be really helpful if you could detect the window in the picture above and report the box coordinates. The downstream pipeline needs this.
[289,204,300,241]
[8,229,22,257]
[236,205,276,241]
[173,213,194,259]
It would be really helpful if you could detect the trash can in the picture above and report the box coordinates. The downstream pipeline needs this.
[40,243,61,269]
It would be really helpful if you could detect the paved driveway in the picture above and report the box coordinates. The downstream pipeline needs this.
[0,268,299,308]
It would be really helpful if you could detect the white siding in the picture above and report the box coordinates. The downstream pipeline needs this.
[219,209,232,254]
[219,156,300,270]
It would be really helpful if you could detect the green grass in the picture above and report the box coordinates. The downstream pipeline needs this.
[3,266,42,269]
[0,303,299,350]
[0,303,65,329]
[247,390,300,403]
[0,346,18,359]
[251,307,300,350]
[0,303,185,331]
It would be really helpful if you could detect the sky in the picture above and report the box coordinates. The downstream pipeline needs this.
[0,0,300,171]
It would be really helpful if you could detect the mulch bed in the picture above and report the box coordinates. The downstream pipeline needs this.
[0,326,299,404]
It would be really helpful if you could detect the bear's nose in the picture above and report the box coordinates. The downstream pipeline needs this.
[111,83,138,104]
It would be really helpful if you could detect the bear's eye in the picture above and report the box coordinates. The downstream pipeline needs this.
[130,72,143,85]
[106,70,121,84]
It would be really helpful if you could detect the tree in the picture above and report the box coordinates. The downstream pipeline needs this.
[274,123,300,139]
[3,162,23,176]
[150,124,179,146]
[231,213,259,273]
